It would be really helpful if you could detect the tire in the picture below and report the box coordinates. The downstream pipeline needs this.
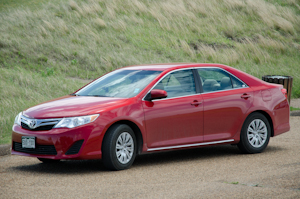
[238,113,271,154]
[38,158,60,163]
[102,124,137,171]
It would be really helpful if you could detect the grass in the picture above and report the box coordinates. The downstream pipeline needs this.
[291,107,300,111]
[0,0,55,11]
[0,67,88,144]
[0,0,300,144]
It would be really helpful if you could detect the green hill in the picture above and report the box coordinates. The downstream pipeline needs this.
[0,0,300,144]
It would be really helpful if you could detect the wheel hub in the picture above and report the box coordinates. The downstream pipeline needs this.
[247,119,267,148]
[115,132,134,164]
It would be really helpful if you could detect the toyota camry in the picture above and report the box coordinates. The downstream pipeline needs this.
[12,63,290,170]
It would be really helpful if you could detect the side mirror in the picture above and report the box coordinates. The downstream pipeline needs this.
[149,89,167,100]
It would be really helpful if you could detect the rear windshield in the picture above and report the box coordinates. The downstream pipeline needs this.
[76,70,162,98]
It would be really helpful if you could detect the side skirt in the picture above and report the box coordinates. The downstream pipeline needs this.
[147,139,235,152]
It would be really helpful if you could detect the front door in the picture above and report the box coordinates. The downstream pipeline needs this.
[143,69,204,150]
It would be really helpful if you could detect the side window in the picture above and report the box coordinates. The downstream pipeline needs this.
[231,75,247,88]
[153,69,196,98]
[197,68,233,93]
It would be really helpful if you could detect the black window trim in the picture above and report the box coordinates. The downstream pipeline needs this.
[192,69,203,93]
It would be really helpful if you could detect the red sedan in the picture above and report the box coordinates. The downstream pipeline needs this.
[12,63,290,170]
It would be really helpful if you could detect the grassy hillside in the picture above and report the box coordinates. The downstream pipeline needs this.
[0,0,300,144]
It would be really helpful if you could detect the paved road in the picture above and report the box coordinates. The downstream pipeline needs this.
[1,117,299,198]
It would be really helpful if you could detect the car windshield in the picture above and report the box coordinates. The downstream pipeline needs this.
[76,70,162,98]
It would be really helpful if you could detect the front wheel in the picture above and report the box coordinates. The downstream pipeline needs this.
[102,124,137,171]
[238,113,271,154]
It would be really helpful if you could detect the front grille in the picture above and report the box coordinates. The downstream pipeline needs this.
[13,142,57,155]
[20,115,61,131]
[21,122,56,131]
[65,140,84,155]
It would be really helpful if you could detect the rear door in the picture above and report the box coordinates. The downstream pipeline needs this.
[197,68,253,142]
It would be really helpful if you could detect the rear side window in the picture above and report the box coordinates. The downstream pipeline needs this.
[197,68,247,93]
[153,69,196,98]
[198,68,232,93]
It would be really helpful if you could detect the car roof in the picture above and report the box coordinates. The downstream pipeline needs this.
[120,63,268,87]
[121,63,230,71]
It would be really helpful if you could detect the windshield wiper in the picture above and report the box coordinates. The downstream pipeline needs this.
[89,95,107,97]
[70,94,107,97]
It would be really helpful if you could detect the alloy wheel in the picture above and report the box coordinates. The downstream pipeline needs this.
[247,119,268,148]
[115,132,134,164]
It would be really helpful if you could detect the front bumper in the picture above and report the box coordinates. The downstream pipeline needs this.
[11,123,104,160]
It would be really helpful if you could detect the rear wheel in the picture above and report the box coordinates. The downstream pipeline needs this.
[238,113,271,154]
[38,158,60,163]
[102,124,136,171]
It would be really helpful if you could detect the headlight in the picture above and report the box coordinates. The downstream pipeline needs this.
[54,114,99,129]
[14,112,22,126]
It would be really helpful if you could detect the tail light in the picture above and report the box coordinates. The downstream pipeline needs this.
[281,88,287,99]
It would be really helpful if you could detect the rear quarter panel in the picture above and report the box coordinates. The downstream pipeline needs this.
[247,84,290,137]
[220,65,290,137]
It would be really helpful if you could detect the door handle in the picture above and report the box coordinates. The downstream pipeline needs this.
[191,100,202,106]
[241,93,251,99]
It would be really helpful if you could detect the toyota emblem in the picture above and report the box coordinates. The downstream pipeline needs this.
[29,120,37,129]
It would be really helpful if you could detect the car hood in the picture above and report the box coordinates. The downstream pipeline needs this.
[23,95,128,119]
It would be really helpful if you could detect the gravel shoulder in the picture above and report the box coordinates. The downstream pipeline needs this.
[0,117,299,198]
[291,98,300,116]
[290,98,300,108]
